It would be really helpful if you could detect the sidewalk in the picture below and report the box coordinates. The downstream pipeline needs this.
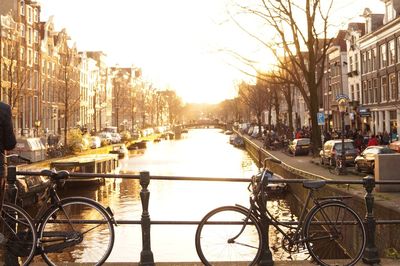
[248,137,400,215]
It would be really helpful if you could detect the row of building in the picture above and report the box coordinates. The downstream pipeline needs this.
[0,0,163,139]
[268,0,400,138]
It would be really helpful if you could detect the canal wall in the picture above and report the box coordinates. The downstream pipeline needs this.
[242,134,400,259]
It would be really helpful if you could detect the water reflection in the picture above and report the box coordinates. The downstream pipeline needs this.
[44,129,299,263]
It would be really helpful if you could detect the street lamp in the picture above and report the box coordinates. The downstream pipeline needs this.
[337,96,348,175]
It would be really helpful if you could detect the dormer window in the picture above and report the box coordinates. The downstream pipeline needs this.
[385,1,395,22]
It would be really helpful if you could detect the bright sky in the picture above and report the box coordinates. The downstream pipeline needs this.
[38,0,385,104]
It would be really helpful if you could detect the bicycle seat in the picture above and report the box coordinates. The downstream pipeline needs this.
[303,180,326,189]
[40,169,70,181]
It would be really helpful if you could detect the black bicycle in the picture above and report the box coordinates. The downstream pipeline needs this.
[195,157,366,266]
[1,154,116,265]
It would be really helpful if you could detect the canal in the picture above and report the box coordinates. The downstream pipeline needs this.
[55,128,305,263]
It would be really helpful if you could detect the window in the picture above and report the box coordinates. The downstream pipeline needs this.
[373,79,378,103]
[380,44,387,68]
[389,73,396,100]
[386,2,395,22]
[33,8,38,23]
[34,30,39,43]
[27,26,33,46]
[34,51,38,64]
[20,24,25,38]
[362,52,367,74]
[20,1,25,16]
[388,40,396,65]
[349,56,353,72]
[381,76,388,102]
[366,50,371,73]
[363,81,368,104]
[355,53,359,72]
[27,6,33,24]
[356,83,360,101]
[27,48,33,66]
[371,49,376,71]
[368,80,373,104]
[350,85,355,100]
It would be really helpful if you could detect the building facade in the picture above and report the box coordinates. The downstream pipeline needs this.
[359,2,400,137]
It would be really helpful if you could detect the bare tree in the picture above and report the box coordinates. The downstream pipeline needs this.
[58,40,80,146]
[238,79,271,136]
[230,0,333,152]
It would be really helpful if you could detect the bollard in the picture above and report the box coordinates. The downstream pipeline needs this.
[362,175,380,265]
[5,165,19,265]
[139,171,155,266]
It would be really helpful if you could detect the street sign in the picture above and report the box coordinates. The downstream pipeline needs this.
[317,112,325,125]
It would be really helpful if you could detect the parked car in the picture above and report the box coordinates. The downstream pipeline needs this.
[389,140,400,153]
[288,138,311,156]
[354,146,396,173]
[98,132,112,146]
[110,132,121,144]
[89,136,101,149]
[319,139,358,167]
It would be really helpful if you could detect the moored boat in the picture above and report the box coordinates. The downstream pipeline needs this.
[109,143,128,159]
[50,154,120,186]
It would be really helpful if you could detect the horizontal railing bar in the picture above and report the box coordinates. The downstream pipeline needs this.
[18,170,400,185]
[35,219,400,225]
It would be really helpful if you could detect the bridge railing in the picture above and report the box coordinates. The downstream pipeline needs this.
[8,168,400,265]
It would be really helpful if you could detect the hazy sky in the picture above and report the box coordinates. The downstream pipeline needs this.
[38,0,385,104]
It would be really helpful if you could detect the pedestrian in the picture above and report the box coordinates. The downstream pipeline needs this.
[367,134,378,147]
[0,101,17,178]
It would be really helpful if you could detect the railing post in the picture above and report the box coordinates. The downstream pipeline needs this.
[362,175,380,265]
[5,166,18,204]
[139,171,155,266]
[5,166,19,265]
[258,212,274,266]
[258,191,274,266]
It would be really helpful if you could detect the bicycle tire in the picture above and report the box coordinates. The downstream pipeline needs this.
[195,206,263,265]
[37,197,115,266]
[0,202,37,266]
[303,202,366,266]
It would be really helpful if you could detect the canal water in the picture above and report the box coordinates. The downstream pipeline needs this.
[54,128,307,263]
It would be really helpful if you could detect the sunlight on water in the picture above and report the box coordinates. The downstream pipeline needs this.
[33,128,302,263]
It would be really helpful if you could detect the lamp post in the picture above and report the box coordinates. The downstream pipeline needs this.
[337,95,349,175]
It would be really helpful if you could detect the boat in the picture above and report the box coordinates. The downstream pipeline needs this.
[109,143,128,159]
[127,140,147,150]
[253,171,288,195]
[16,174,50,207]
[50,154,120,186]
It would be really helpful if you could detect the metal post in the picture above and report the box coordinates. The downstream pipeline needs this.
[338,111,347,175]
[5,166,18,265]
[6,166,18,204]
[362,175,380,264]
[139,171,154,266]
[258,211,274,266]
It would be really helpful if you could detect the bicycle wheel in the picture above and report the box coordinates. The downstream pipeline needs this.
[38,197,114,266]
[0,202,37,266]
[303,202,366,266]
[195,206,263,265]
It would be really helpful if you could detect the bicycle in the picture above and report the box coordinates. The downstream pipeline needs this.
[195,157,366,266]
[1,154,116,265]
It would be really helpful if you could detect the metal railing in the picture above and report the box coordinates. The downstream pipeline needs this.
[6,167,400,265]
